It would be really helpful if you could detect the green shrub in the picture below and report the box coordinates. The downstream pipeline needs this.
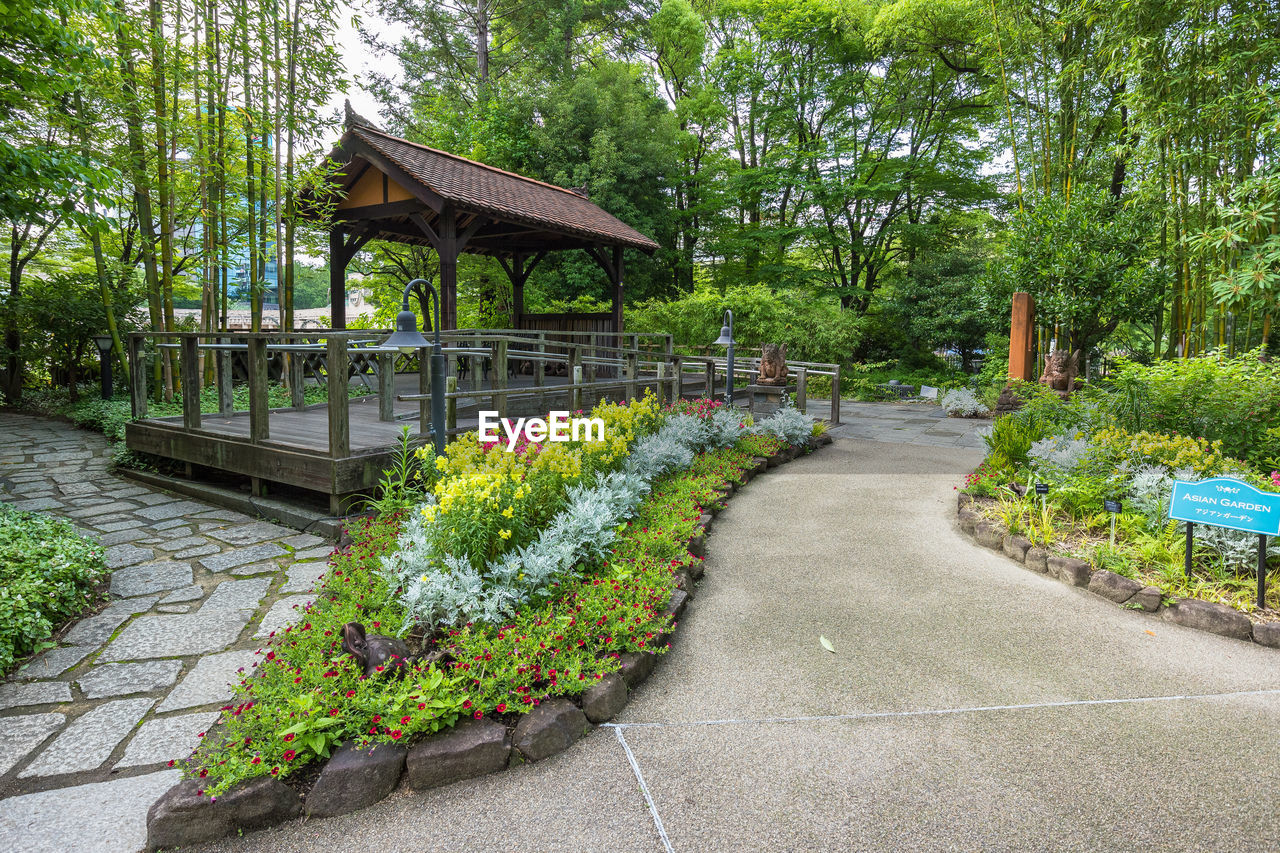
[627,284,860,365]
[0,506,107,674]
[1104,351,1280,469]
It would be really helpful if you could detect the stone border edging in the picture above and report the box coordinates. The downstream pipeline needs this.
[956,493,1280,650]
[143,433,834,850]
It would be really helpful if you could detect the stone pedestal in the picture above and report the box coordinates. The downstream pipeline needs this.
[741,384,794,415]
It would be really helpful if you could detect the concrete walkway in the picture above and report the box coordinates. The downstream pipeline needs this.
[0,413,334,852]
[188,436,1279,852]
[3,408,1277,852]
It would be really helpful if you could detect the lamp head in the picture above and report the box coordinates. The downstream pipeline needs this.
[91,334,114,354]
[381,307,430,354]
[713,324,735,347]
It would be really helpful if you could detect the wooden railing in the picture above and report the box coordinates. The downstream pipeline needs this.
[126,327,840,456]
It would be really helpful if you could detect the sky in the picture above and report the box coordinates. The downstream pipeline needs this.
[325,1,403,128]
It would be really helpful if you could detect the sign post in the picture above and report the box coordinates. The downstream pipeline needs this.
[1035,482,1049,515]
[1103,499,1122,547]
[1168,478,1279,609]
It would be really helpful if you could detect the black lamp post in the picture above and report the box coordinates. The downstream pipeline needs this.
[381,278,446,455]
[712,309,735,405]
[91,334,114,400]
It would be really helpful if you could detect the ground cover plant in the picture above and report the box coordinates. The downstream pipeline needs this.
[966,354,1280,618]
[0,505,107,675]
[183,395,805,796]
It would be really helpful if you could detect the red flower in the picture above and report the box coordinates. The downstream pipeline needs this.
[473,710,483,719]
[251,756,261,765]
[282,733,295,742]
[345,690,356,698]
[495,703,507,713]
[400,715,411,725]
[389,729,403,740]
[282,750,297,762]
[462,700,471,709]
[371,715,381,723]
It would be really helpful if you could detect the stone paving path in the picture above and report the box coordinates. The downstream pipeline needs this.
[0,413,335,852]
[822,399,989,448]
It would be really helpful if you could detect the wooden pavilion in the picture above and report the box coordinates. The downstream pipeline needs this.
[307,109,660,333]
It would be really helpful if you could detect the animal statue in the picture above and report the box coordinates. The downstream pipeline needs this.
[1039,349,1081,399]
[757,343,789,386]
[341,622,410,678]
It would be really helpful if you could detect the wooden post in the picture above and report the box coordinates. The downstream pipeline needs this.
[587,333,598,383]
[568,345,580,408]
[128,334,147,419]
[609,245,624,334]
[1009,292,1036,382]
[326,336,349,457]
[673,356,684,400]
[470,332,482,391]
[796,367,808,414]
[534,333,546,411]
[571,365,583,412]
[705,359,716,402]
[288,351,305,410]
[829,365,841,425]
[247,337,270,442]
[494,338,508,416]
[655,361,666,406]
[446,375,457,434]
[378,351,394,422]
[180,336,201,430]
[217,343,232,416]
[418,346,431,435]
[626,352,638,401]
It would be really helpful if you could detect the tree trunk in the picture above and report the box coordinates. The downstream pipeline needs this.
[113,1,165,401]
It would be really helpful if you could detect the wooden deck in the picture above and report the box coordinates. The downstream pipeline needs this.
[122,328,837,515]
[125,372,686,512]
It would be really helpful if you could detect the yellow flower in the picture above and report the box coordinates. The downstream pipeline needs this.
[499,529,512,540]
[502,506,514,518]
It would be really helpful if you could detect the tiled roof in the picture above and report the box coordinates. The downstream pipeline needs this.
[347,126,660,253]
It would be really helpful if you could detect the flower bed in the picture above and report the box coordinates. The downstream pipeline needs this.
[147,396,826,847]
[965,362,1279,634]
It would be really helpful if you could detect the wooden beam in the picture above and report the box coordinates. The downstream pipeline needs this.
[330,227,347,329]
[332,199,428,222]
[455,214,489,254]
[409,211,441,250]
[438,207,459,330]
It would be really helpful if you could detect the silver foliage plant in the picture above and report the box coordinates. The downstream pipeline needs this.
[385,407,813,633]
[1028,435,1093,474]
[941,387,989,417]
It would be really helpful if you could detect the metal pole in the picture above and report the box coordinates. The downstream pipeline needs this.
[725,313,735,406]
[1259,534,1268,611]
[1185,522,1194,579]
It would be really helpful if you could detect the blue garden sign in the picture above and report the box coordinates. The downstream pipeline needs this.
[1168,478,1280,537]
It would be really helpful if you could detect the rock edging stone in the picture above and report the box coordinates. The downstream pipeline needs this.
[955,491,1276,650]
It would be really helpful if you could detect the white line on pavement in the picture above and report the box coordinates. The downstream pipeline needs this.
[614,725,675,853]
[602,687,1280,731]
